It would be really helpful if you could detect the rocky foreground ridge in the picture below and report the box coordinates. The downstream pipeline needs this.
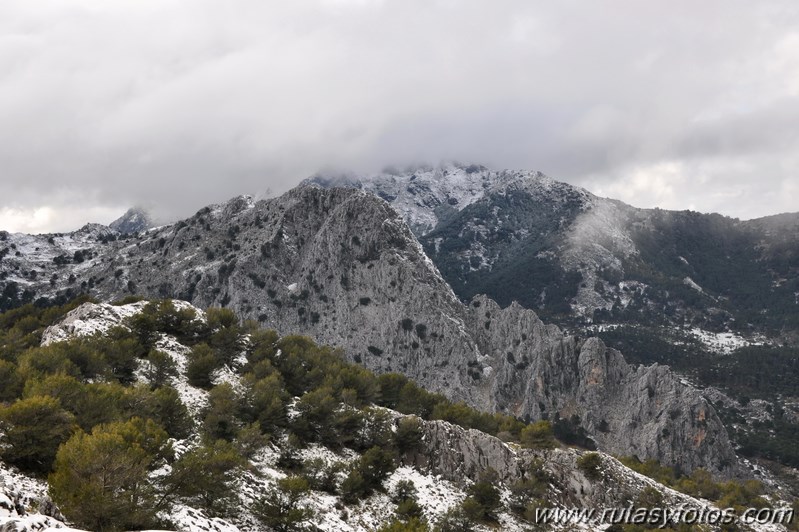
[2,301,774,532]
[0,184,738,475]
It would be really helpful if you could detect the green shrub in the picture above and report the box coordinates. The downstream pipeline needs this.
[209,325,243,367]
[144,385,193,439]
[139,299,201,343]
[96,330,142,384]
[552,414,596,449]
[508,463,550,517]
[577,452,603,480]
[341,446,397,502]
[235,422,270,459]
[186,343,218,389]
[202,382,242,441]
[340,469,369,504]
[166,439,245,516]
[435,506,475,532]
[0,395,76,474]
[331,407,365,449]
[126,310,159,349]
[245,329,279,368]
[461,469,501,522]
[301,457,343,493]
[49,419,167,531]
[70,382,127,431]
[392,479,418,504]
[0,360,21,401]
[674,468,722,500]
[520,420,556,449]
[23,374,97,430]
[635,485,664,507]
[394,417,424,453]
[143,349,178,388]
[276,434,304,472]
[717,479,768,511]
[251,475,313,532]
[353,407,393,450]
[395,496,423,522]
[292,386,338,444]
[619,457,678,487]
[325,365,380,406]
[244,373,288,432]
[16,346,81,381]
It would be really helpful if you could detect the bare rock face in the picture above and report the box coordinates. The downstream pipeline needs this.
[1,185,738,475]
[466,296,737,474]
[405,420,522,483]
[405,417,716,510]
[41,301,147,345]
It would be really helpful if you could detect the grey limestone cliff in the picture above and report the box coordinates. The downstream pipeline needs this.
[404,417,716,510]
[466,296,736,474]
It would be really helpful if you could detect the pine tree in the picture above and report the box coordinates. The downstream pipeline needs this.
[165,439,244,515]
[0,395,76,474]
[251,476,312,532]
[48,419,168,531]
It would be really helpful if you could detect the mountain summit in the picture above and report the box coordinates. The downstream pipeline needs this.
[310,163,799,337]
[306,162,557,236]
[109,207,154,234]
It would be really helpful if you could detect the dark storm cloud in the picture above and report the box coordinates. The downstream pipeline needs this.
[1,0,798,232]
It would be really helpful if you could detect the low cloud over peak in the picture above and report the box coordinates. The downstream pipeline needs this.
[1,1,798,232]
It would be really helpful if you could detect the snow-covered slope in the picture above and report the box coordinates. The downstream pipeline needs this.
[306,162,547,236]
[5,300,783,532]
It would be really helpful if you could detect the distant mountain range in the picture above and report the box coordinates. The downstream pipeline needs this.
[2,163,798,480]
[309,163,799,339]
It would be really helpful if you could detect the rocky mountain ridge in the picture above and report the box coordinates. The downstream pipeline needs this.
[0,185,739,476]
[310,163,799,342]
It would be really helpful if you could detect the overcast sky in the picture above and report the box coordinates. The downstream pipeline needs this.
[2,0,798,233]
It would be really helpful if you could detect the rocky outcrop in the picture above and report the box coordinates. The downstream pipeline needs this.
[406,420,521,483]
[0,185,739,475]
[5,296,736,532]
[405,417,716,510]
[0,464,68,532]
[467,296,737,474]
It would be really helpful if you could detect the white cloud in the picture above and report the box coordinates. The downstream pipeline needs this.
[582,154,798,220]
[0,205,125,234]
[588,161,685,210]
[1,0,798,231]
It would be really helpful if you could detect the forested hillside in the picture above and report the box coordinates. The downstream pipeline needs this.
[1,298,788,531]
